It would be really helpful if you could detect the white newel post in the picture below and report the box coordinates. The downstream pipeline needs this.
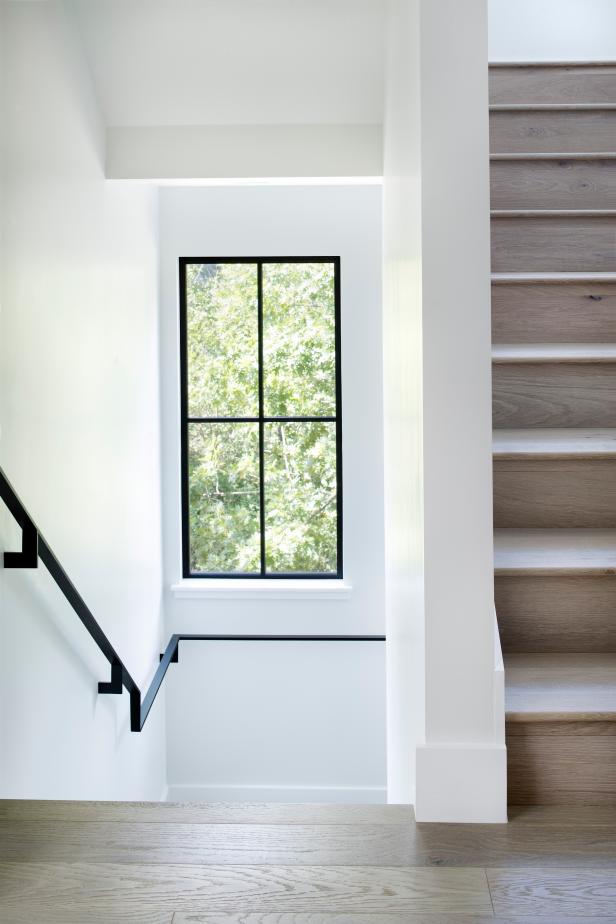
[384,0,507,822]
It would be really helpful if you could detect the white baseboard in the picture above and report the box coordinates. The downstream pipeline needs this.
[415,743,507,823]
[166,783,387,804]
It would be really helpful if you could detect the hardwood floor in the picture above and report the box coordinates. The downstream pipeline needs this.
[1,801,616,923]
[173,918,616,924]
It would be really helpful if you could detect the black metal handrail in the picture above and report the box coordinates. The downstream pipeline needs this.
[0,465,385,732]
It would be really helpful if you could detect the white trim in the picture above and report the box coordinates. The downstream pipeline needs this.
[494,609,506,743]
[415,743,508,823]
[171,579,353,600]
[166,783,387,804]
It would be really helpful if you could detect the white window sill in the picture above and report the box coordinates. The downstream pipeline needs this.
[170,579,353,601]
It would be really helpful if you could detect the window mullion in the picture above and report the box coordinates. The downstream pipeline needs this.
[257,262,266,575]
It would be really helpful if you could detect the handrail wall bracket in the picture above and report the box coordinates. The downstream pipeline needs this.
[1,468,39,569]
[98,661,123,695]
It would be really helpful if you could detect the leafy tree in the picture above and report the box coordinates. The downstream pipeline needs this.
[186,261,338,574]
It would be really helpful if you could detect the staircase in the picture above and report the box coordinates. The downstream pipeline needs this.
[490,63,616,804]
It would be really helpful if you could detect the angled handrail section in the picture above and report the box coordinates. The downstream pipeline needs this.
[0,466,143,727]
[0,465,385,732]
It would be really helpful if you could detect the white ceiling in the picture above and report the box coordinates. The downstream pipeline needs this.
[69,0,386,128]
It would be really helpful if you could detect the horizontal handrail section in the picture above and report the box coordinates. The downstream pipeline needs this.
[0,465,385,732]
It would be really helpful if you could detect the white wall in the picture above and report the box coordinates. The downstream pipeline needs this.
[69,0,386,128]
[0,0,6,794]
[106,125,382,182]
[0,0,166,799]
[383,0,506,822]
[489,0,616,61]
[159,185,387,801]
[166,641,386,802]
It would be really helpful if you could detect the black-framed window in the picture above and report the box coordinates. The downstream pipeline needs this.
[179,257,342,579]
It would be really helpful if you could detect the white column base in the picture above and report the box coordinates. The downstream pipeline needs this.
[415,743,507,823]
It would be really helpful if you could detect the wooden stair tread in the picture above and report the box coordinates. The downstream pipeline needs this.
[505,653,616,720]
[494,528,616,574]
[492,152,616,160]
[492,271,616,284]
[491,103,616,111]
[489,61,616,68]
[493,428,616,459]
[493,343,616,362]
[492,209,616,218]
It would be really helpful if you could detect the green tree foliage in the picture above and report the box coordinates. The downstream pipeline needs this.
[187,263,258,417]
[186,261,338,575]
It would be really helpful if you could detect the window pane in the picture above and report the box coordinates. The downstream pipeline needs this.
[263,262,336,417]
[188,423,260,574]
[264,422,337,574]
[186,262,258,417]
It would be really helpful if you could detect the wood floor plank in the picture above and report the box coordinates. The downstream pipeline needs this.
[0,906,173,924]
[0,801,413,826]
[488,868,616,916]
[3,818,616,869]
[0,863,494,916]
[174,916,616,924]
[177,917,497,924]
[0,821,416,867]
